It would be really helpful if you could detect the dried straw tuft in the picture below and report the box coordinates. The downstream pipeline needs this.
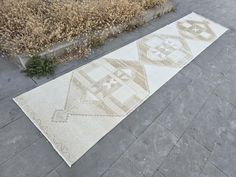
[0,0,168,55]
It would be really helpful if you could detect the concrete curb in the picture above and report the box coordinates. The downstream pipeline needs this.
[13,1,174,70]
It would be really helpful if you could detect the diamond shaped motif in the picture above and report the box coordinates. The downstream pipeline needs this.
[177,20,217,41]
[137,34,193,68]
[51,59,149,122]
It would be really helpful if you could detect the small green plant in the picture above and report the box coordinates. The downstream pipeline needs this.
[125,24,140,32]
[170,6,176,12]
[24,55,56,78]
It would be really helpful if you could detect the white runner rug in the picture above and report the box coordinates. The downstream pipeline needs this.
[14,12,228,166]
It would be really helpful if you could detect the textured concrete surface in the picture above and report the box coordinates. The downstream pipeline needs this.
[1,0,236,176]
[159,135,210,177]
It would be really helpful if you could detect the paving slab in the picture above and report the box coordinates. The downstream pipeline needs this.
[102,157,144,177]
[187,94,234,151]
[56,126,135,177]
[193,42,224,70]
[149,0,194,30]
[227,108,236,135]
[0,117,41,165]
[194,32,236,76]
[159,135,210,177]
[181,58,225,90]
[157,76,214,137]
[194,0,236,30]
[121,73,191,137]
[99,27,146,57]
[225,56,236,79]
[0,138,62,177]
[199,162,228,177]
[179,62,203,80]
[215,80,236,105]
[173,0,236,30]
[46,170,61,177]
[125,122,177,177]
[0,57,36,100]
[214,70,236,107]
[152,171,165,177]
[210,131,236,177]
[158,50,231,138]
[0,97,24,129]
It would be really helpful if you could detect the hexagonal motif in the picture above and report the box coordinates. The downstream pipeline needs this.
[177,20,217,41]
[51,59,149,122]
[137,34,193,68]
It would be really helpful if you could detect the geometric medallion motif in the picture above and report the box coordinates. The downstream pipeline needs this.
[137,34,193,68]
[105,59,149,92]
[51,59,149,122]
[177,20,217,41]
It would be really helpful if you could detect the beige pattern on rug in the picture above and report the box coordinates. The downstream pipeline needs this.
[14,13,228,166]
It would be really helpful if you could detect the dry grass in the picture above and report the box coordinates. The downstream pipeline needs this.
[0,0,168,56]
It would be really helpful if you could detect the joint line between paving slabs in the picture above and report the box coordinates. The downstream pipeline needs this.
[0,135,43,167]
[130,73,191,139]
[99,134,137,177]
[154,88,220,176]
